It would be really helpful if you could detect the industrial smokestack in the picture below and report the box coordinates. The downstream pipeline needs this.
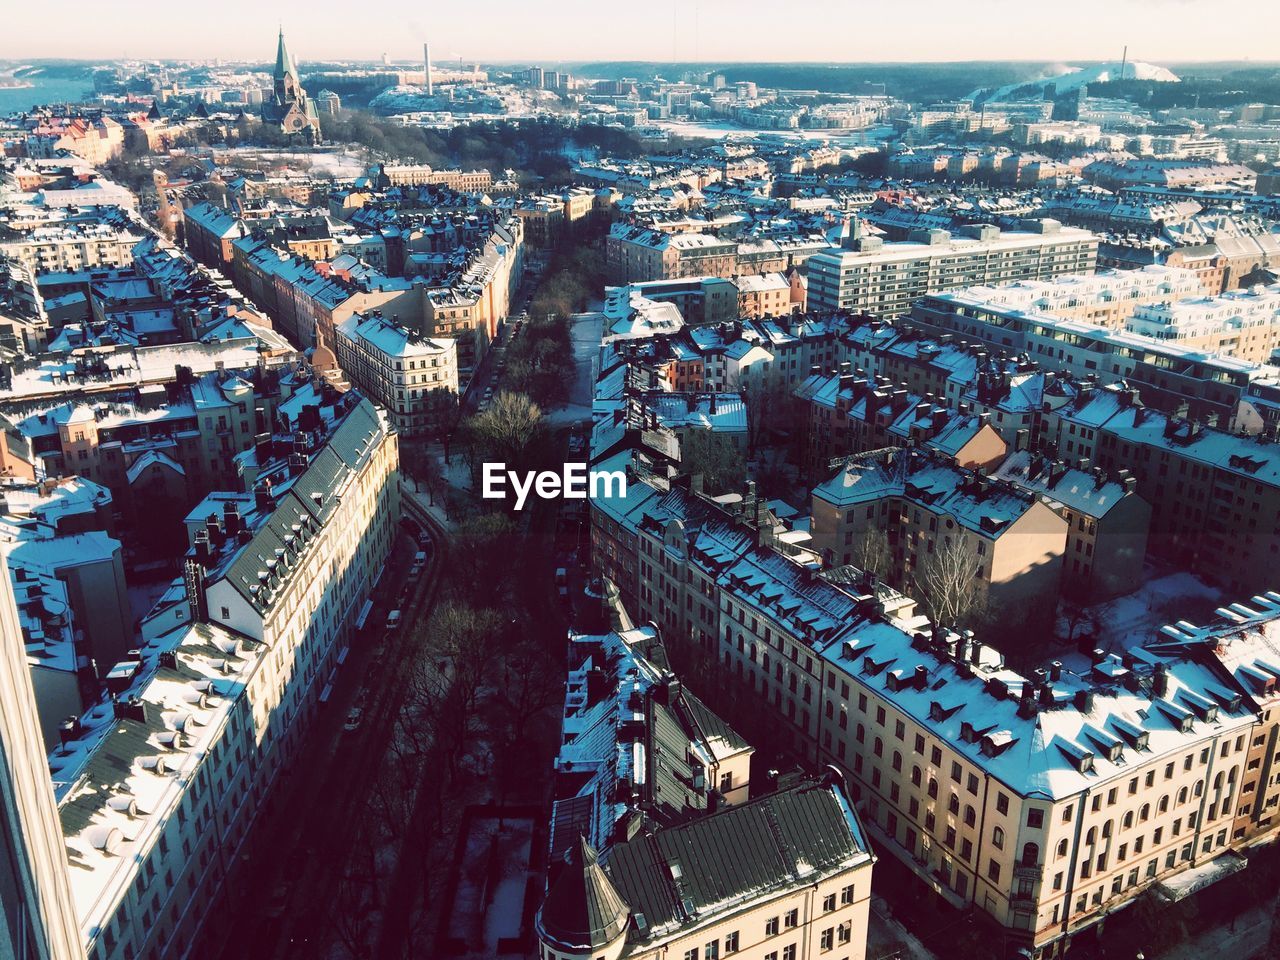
[423,43,433,96]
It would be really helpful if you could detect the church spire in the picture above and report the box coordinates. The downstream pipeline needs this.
[275,26,296,82]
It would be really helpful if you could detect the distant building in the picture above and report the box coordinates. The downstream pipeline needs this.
[261,28,321,141]
[805,220,1099,318]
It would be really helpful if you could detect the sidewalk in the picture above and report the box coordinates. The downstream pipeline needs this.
[1159,903,1272,960]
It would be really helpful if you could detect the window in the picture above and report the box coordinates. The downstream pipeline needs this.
[823,893,836,913]
[766,917,779,937]
[784,909,798,928]
[992,826,1005,849]
[783,947,796,960]
[820,928,834,952]
[724,931,739,954]
[684,950,700,960]
[988,859,1001,882]
[840,884,854,905]
[996,793,1009,815]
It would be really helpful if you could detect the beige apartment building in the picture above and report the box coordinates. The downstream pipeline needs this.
[60,396,399,960]
[810,449,1067,637]
[1124,285,1280,363]
[335,311,458,438]
[607,224,738,284]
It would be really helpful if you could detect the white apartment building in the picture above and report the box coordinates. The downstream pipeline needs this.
[1,226,143,276]
[335,311,458,438]
[805,220,1099,318]
[47,395,399,960]
[942,265,1209,327]
[1125,284,1280,362]
[0,555,85,960]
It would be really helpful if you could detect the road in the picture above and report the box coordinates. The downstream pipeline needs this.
[210,495,449,960]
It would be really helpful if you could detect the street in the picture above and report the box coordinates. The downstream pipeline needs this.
[210,497,449,960]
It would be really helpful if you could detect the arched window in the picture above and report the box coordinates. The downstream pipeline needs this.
[1158,795,1169,814]
[1122,811,1133,830]
[856,723,865,743]
[825,701,834,720]
[1085,827,1096,846]
[873,737,883,758]
[1214,772,1224,791]
[1139,803,1150,822]
[774,662,783,681]
[1056,839,1069,859]
[928,778,939,799]
[1177,786,1188,805]
[892,751,902,772]
[964,805,976,827]
[749,643,757,663]
[1101,820,1112,838]
[912,766,922,787]
[1194,779,1204,798]
[1021,843,1039,867]
[736,635,745,653]
[948,794,960,815]
[992,826,1005,849]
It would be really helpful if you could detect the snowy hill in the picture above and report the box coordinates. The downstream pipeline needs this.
[972,61,1180,102]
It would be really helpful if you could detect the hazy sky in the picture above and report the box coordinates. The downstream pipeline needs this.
[3,0,1278,64]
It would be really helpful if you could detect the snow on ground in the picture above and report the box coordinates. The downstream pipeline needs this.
[1054,566,1225,674]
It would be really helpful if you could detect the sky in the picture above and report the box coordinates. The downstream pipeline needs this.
[2,0,1279,64]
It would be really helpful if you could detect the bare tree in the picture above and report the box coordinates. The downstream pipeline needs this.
[851,525,893,579]
[913,535,988,629]
[680,430,746,495]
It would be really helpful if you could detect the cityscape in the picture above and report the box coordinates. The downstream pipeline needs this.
[6,6,1280,960]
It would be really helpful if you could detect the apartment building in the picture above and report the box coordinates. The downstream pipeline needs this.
[910,291,1270,426]
[588,456,1276,957]
[334,311,458,438]
[989,451,1151,602]
[538,622,874,960]
[607,224,738,284]
[924,266,1209,328]
[804,220,1099,318]
[810,449,1067,637]
[1,223,144,276]
[374,163,492,192]
[52,395,398,960]
[1124,285,1280,363]
[0,555,86,960]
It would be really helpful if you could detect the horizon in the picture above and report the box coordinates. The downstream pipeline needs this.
[3,0,1280,63]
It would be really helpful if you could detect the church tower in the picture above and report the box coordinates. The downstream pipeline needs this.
[263,27,321,141]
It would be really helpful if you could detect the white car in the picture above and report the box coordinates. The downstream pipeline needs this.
[344,707,363,732]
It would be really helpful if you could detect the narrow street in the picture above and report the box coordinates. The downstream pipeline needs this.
[210,496,450,960]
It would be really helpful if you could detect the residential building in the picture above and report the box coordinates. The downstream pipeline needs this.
[805,220,1099,318]
[538,622,874,960]
[334,311,458,438]
[0,553,84,960]
[53,395,398,960]
[810,448,1067,637]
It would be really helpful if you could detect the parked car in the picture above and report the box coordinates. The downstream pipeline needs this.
[344,707,363,732]
[386,609,402,629]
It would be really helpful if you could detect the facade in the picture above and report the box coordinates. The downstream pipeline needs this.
[0,555,85,960]
[805,221,1099,318]
[334,311,458,438]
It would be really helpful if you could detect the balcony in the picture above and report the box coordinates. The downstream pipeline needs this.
[1013,864,1042,881]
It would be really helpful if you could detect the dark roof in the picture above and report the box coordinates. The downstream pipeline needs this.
[602,779,869,940]
[537,837,631,953]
